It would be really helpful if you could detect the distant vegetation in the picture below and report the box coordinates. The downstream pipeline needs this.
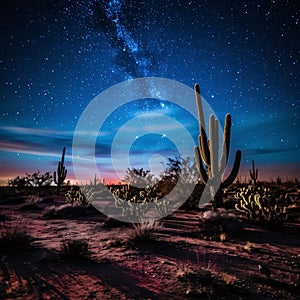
[54,147,68,194]
[8,171,53,187]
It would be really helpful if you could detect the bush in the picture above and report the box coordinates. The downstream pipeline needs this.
[112,184,154,220]
[60,239,90,260]
[43,204,87,219]
[160,157,201,210]
[235,185,289,228]
[65,185,94,207]
[8,171,53,187]
[177,268,248,298]
[198,209,241,241]
[178,269,215,297]
[129,219,162,244]
[25,194,42,204]
[0,215,33,255]
[18,194,43,211]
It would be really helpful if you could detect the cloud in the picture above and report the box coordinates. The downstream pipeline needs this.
[243,147,298,157]
[0,126,72,136]
[0,126,72,157]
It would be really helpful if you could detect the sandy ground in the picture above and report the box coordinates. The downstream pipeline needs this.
[0,191,300,299]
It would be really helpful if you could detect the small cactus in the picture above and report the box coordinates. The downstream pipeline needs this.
[112,183,154,221]
[65,185,93,207]
[249,160,258,185]
[54,147,67,194]
[235,185,289,227]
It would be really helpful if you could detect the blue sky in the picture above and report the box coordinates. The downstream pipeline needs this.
[0,0,299,185]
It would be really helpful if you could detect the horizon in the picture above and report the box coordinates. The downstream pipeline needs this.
[1,157,299,187]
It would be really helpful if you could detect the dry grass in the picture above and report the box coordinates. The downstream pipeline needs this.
[0,214,34,255]
[198,208,241,241]
[60,239,91,260]
[25,194,42,204]
[129,219,162,244]
[43,204,87,219]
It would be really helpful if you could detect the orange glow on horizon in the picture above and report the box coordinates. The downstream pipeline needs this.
[1,162,299,186]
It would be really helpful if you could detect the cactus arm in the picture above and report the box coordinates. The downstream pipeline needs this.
[209,115,219,178]
[54,171,57,184]
[194,146,208,183]
[199,127,210,166]
[62,168,67,183]
[219,141,227,174]
[61,146,65,166]
[194,146,201,174]
[222,150,242,188]
[194,84,206,132]
[254,194,262,209]
[214,117,220,175]
[219,114,231,172]
[224,114,231,162]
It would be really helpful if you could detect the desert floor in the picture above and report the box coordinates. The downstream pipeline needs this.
[0,186,299,299]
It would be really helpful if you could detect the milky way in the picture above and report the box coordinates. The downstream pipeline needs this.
[0,0,299,183]
[86,0,162,78]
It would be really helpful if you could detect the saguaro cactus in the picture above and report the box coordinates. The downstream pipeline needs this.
[54,147,67,194]
[193,84,242,208]
[249,160,258,185]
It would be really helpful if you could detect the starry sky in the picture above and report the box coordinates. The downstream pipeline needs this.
[0,0,299,185]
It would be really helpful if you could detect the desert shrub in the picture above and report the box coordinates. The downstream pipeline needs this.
[0,215,33,255]
[235,185,289,228]
[123,167,156,188]
[160,157,200,210]
[25,194,42,204]
[60,239,90,260]
[43,204,87,219]
[161,156,199,185]
[129,219,162,244]
[65,186,83,205]
[18,194,43,211]
[198,209,241,241]
[112,183,156,220]
[65,185,94,207]
[8,176,28,187]
[8,171,53,187]
[177,268,248,298]
[177,269,215,297]
[153,198,173,219]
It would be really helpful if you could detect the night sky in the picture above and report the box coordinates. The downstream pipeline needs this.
[0,0,299,185]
